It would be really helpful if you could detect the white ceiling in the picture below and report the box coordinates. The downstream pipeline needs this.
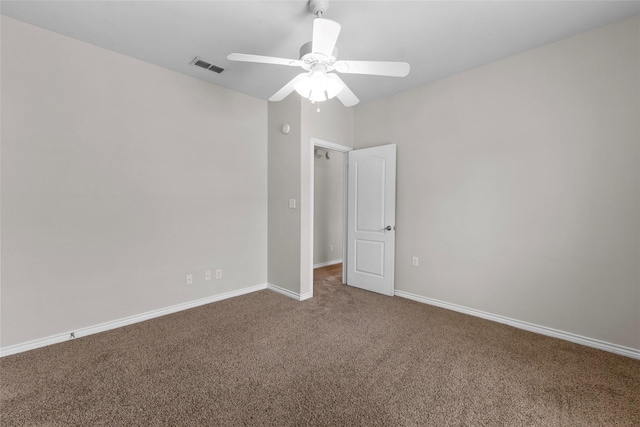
[2,1,639,106]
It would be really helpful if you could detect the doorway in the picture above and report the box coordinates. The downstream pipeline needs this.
[308,138,352,297]
[306,139,397,298]
[313,146,344,277]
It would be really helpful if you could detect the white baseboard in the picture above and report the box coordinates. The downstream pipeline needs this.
[13,284,632,360]
[299,292,313,301]
[0,283,268,358]
[395,290,640,360]
[313,259,342,269]
[267,283,313,301]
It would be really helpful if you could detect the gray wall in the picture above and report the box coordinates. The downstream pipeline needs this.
[354,16,640,350]
[1,17,268,348]
[301,99,354,149]
[268,97,353,297]
[313,149,344,266]
[267,95,302,294]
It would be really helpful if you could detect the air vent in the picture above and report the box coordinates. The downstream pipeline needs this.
[190,57,224,74]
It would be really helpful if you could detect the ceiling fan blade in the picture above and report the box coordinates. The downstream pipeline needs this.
[312,18,341,57]
[227,53,302,67]
[328,73,359,107]
[269,72,309,102]
[334,60,410,77]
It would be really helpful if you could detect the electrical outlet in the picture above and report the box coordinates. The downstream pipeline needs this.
[215,269,222,279]
[412,257,419,267]
[186,274,193,285]
[289,199,296,209]
[205,270,212,281]
[329,245,334,252]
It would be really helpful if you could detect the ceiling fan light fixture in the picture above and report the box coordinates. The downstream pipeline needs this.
[309,88,328,103]
[294,70,344,103]
[294,73,313,98]
[310,70,328,93]
[326,74,344,98]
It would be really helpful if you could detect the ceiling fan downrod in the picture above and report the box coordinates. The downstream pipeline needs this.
[309,0,330,18]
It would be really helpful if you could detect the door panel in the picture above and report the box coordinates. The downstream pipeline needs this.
[347,144,396,296]
[355,239,385,277]
[355,157,386,231]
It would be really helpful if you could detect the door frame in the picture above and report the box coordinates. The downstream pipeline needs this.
[305,138,352,297]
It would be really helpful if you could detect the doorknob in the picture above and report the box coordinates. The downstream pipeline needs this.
[380,225,394,231]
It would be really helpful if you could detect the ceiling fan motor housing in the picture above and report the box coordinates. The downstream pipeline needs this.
[299,41,338,68]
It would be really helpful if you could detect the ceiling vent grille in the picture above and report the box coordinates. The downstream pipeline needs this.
[190,57,224,74]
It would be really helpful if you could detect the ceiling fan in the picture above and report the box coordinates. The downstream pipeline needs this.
[227,0,410,107]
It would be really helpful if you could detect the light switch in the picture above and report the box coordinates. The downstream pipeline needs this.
[289,199,296,209]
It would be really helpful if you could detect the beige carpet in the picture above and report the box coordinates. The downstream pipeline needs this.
[2,264,639,426]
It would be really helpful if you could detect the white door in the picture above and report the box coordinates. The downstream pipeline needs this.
[346,144,396,296]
